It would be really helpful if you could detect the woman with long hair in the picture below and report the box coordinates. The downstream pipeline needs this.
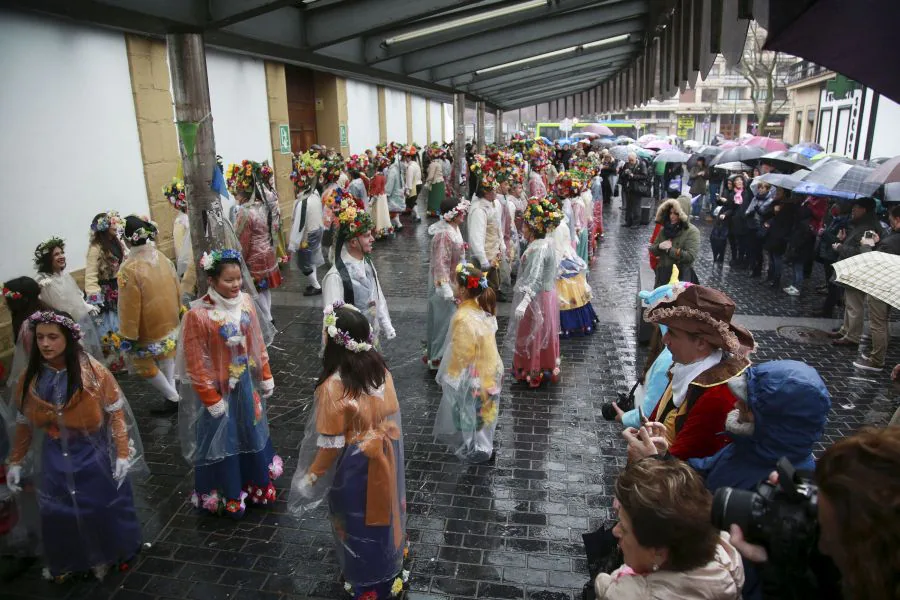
[424,196,468,371]
[5,310,145,582]
[178,249,281,518]
[289,303,408,600]
[84,211,127,372]
[508,197,563,388]
[32,237,104,362]
[117,216,182,415]
[433,262,502,463]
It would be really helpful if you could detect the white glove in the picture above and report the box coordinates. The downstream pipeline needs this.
[515,297,531,319]
[86,303,101,316]
[261,388,274,400]
[6,465,22,493]
[207,399,226,418]
[439,283,454,300]
[113,458,130,481]
[294,472,318,499]
[384,326,397,340]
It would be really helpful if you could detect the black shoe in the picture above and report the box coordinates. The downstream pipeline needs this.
[303,285,323,297]
[151,399,179,416]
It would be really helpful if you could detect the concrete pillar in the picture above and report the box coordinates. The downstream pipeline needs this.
[425,99,432,144]
[406,93,414,145]
[124,35,181,258]
[377,86,387,144]
[495,108,503,144]
[453,93,467,198]
[263,61,294,228]
[314,72,342,150]
[476,101,486,154]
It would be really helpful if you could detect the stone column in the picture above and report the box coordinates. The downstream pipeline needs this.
[263,61,295,225]
[453,93,467,198]
[476,101,486,154]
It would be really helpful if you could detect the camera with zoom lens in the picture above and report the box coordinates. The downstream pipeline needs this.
[711,457,819,564]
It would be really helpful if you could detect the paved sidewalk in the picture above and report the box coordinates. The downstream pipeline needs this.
[6,202,899,600]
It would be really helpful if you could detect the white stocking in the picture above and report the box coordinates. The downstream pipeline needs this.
[148,370,179,401]
[159,357,176,388]
[307,269,320,289]
[257,289,273,323]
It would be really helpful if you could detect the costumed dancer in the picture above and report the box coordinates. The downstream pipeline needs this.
[321,189,396,347]
[5,309,145,581]
[368,155,394,239]
[117,216,182,416]
[385,143,406,232]
[346,154,370,211]
[572,169,593,263]
[403,146,422,222]
[589,159,605,245]
[468,155,506,298]
[228,161,283,325]
[84,211,128,372]
[508,198,562,388]
[552,176,598,337]
[424,197,469,371]
[527,146,548,198]
[433,262,502,463]
[424,144,446,218]
[164,178,197,300]
[178,249,282,518]
[289,151,326,297]
[258,161,289,265]
[289,303,409,600]
[33,237,104,362]
[442,146,453,200]
[496,167,520,297]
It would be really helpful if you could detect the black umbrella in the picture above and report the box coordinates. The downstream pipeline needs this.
[686,145,722,168]
[709,145,766,167]
[746,150,813,173]
[763,0,900,105]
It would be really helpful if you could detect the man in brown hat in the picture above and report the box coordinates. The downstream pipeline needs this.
[642,283,755,460]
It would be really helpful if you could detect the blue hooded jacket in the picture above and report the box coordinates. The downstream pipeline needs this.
[689,360,831,492]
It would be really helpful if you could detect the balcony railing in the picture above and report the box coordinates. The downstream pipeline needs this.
[787,60,832,85]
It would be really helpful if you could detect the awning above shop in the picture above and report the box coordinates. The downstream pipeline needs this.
[4,0,795,111]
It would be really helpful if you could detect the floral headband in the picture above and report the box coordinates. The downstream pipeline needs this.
[91,211,125,234]
[291,151,323,193]
[199,248,243,273]
[553,172,582,199]
[470,154,499,190]
[455,262,488,290]
[28,310,84,341]
[441,198,470,222]
[34,236,65,269]
[128,219,159,244]
[332,188,374,239]
[323,301,374,353]
[523,197,563,234]
[345,154,369,172]
[2,287,22,300]
[163,178,188,211]
[226,160,257,196]
[259,161,273,181]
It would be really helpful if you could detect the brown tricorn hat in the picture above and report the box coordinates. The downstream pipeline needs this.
[644,284,755,357]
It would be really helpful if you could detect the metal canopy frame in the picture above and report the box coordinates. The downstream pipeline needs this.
[6,0,768,113]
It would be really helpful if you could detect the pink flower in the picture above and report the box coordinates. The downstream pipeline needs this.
[268,455,284,479]
[202,491,221,513]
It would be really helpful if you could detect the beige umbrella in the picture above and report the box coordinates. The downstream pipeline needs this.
[832,251,900,310]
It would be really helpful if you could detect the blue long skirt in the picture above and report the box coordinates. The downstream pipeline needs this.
[424,285,456,366]
[39,432,141,575]
[560,303,599,338]
[194,371,276,514]
[329,443,405,597]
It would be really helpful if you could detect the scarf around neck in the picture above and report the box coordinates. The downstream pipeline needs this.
[670,349,724,408]
[208,287,245,323]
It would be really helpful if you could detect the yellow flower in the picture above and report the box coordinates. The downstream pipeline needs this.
[391,577,404,595]
[228,363,247,380]
[481,399,498,425]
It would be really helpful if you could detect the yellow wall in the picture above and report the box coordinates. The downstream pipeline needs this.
[785,84,823,145]
[264,61,296,224]
[314,72,349,154]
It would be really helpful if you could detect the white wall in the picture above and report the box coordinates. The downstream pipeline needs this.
[429,101,443,144]
[385,88,408,143]
[346,79,380,155]
[410,95,427,146]
[205,50,272,170]
[443,103,454,143]
[0,11,148,279]
[869,95,900,159]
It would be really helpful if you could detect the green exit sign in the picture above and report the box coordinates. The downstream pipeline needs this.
[278,124,290,154]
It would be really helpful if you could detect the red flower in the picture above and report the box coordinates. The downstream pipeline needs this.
[466,275,480,289]
[359,591,378,600]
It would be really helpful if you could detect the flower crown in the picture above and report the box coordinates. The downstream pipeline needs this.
[34,237,65,269]
[259,161,274,181]
[127,219,159,244]
[455,262,488,290]
[527,145,548,170]
[28,310,83,341]
[163,178,188,211]
[226,160,257,196]
[92,211,125,234]
[441,198,470,222]
[523,197,563,234]
[321,155,344,184]
[470,154,499,190]
[427,143,445,159]
[402,144,419,157]
[291,151,323,193]
[332,188,374,239]
[345,154,369,173]
[553,172,582,199]
[2,287,22,301]
[323,301,374,353]
[199,248,243,273]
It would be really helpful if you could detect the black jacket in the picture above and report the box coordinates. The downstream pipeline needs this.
[838,213,885,261]
[723,188,753,236]
[762,200,797,254]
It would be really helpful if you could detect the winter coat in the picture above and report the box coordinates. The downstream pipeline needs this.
[594,533,744,600]
[786,202,817,264]
[722,188,752,236]
[689,360,830,493]
[761,200,797,254]
[741,193,769,232]
[619,160,649,196]
[838,212,886,261]
[817,215,849,263]
[689,165,708,195]
[650,199,700,275]
[873,227,900,255]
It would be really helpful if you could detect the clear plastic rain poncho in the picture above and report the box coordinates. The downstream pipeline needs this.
[4,346,146,577]
[433,298,503,463]
[288,371,408,597]
[234,197,281,290]
[35,272,104,361]
[424,220,466,366]
[506,236,561,383]
[176,289,281,515]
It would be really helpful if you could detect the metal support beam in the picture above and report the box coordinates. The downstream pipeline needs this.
[453,93,467,199]
[207,0,295,29]
[402,1,648,73]
[501,88,591,111]
[427,18,645,82]
[495,108,503,144]
[167,33,229,297]
[472,65,620,98]
[492,75,606,105]
[476,101,486,154]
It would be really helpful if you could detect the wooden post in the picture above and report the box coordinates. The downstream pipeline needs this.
[453,93,467,199]
[476,101,486,154]
[167,33,227,296]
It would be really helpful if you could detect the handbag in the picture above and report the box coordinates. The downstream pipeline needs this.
[581,524,624,600]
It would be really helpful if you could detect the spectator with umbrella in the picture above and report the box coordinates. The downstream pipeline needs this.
[761,185,798,289]
[689,157,709,216]
[742,180,773,277]
[618,153,649,228]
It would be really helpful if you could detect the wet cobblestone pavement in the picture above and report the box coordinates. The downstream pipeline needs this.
[7,202,900,600]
